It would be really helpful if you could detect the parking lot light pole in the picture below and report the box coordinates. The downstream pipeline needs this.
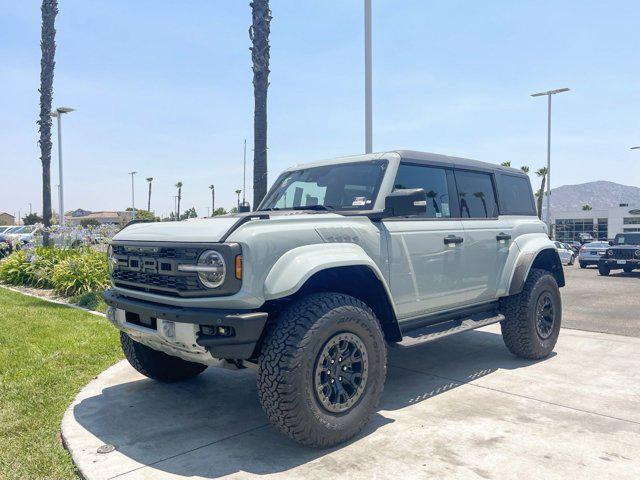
[128,171,137,220]
[631,146,640,150]
[50,107,75,226]
[364,0,372,154]
[530,88,569,231]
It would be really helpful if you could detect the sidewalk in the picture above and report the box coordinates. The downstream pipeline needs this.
[61,325,640,480]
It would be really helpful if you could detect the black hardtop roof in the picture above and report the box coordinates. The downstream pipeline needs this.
[388,150,526,176]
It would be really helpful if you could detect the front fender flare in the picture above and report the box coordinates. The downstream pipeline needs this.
[264,243,392,302]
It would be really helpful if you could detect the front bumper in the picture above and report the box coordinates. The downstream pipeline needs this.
[599,259,640,269]
[103,290,268,360]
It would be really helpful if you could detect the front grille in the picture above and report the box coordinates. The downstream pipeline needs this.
[611,249,637,260]
[110,243,207,296]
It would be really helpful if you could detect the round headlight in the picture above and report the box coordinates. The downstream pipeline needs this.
[607,249,614,256]
[197,250,226,288]
[635,250,640,258]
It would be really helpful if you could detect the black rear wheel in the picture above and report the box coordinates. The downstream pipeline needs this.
[598,263,611,276]
[579,261,587,269]
[500,268,561,360]
[120,332,207,382]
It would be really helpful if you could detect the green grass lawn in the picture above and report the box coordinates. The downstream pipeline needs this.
[0,287,122,479]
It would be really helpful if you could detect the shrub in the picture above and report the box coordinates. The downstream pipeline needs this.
[0,250,33,285]
[0,247,80,288]
[51,248,109,296]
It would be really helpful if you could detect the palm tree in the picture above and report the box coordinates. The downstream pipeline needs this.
[582,204,592,211]
[426,190,440,215]
[235,189,242,209]
[209,184,215,215]
[38,0,58,245]
[474,191,488,217]
[250,0,271,208]
[175,182,183,219]
[146,177,153,212]
[520,166,530,174]
[500,161,511,167]
[535,167,548,219]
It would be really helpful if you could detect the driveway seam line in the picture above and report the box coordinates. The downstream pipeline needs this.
[389,364,640,426]
[107,423,270,479]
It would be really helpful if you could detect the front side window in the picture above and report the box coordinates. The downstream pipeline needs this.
[259,160,387,211]
[454,170,498,218]
[393,164,451,218]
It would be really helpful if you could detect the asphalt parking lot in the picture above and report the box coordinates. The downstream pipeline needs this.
[562,263,640,337]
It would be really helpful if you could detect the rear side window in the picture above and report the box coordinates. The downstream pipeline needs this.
[454,170,498,218]
[393,164,451,218]
[498,174,536,215]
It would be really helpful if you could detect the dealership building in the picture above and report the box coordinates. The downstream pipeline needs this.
[550,204,640,242]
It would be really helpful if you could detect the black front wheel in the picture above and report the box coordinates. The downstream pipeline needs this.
[623,265,635,273]
[257,293,387,447]
[500,268,561,360]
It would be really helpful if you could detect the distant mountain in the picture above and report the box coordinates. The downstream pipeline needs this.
[542,181,640,213]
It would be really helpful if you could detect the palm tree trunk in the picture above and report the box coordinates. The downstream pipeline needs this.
[250,0,271,209]
[177,188,181,219]
[38,0,58,245]
[147,181,152,212]
[537,176,546,219]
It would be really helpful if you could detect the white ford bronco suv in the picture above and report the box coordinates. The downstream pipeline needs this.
[104,150,564,447]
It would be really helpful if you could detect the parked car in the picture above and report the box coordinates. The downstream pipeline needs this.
[568,241,582,254]
[554,241,575,265]
[578,241,610,268]
[598,233,640,275]
[577,232,595,244]
[103,150,564,447]
[4,225,39,248]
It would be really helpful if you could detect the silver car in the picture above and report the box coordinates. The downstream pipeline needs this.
[578,241,609,268]
[555,241,575,265]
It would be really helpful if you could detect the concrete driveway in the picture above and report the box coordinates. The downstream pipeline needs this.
[62,325,640,480]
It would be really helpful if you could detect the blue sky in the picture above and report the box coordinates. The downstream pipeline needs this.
[1,0,639,219]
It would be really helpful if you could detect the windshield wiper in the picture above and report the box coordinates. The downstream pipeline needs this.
[291,205,335,211]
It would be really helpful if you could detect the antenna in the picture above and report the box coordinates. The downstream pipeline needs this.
[242,139,247,204]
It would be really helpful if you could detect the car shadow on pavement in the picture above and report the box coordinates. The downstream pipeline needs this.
[72,329,551,478]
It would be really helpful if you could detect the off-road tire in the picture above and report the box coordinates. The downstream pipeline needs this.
[500,268,561,360]
[623,265,634,273]
[257,293,387,448]
[598,263,611,276]
[120,332,207,382]
[579,261,587,269]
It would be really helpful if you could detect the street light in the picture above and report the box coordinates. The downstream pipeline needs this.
[50,106,75,226]
[530,88,570,232]
[631,146,640,150]
[128,171,137,219]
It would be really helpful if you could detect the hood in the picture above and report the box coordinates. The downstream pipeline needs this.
[113,216,242,243]
[111,210,353,244]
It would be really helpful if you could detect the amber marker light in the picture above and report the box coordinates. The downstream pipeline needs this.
[235,255,243,279]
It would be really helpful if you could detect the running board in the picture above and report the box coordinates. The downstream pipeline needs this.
[391,312,504,349]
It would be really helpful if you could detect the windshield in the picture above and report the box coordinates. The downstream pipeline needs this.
[614,233,640,245]
[586,242,609,248]
[259,160,388,211]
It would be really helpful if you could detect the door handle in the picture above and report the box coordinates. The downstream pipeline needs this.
[444,235,464,245]
[496,232,512,242]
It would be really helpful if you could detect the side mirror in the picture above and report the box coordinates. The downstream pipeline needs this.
[608,240,613,246]
[384,188,427,217]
